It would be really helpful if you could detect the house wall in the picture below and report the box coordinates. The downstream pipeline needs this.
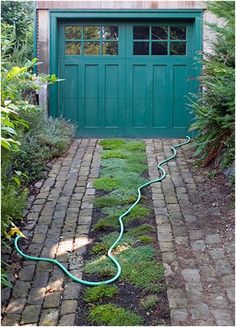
[37,1,203,10]
[35,1,221,106]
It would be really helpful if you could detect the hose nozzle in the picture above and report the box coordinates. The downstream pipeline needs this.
[5,226,26,239]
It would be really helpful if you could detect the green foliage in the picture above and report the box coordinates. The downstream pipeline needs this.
[101,205,129,217]
[99,139,145,152]
[1,1,33,61]
[126,204,151,222]
[109,188,137,203]
[1,269,12,288]
[13,109,74,181]
[93,177,122,192]
[101,148,146,163]
[93,215,119,231]
[190,1,235,168]
[102,150,130,160]
[94,170,146,193]
[101,232,136,248]
[128,152,146,164]
[99,139,126,149]
[126,162,146,174]
[229,175,235,187]
[83,285,119,302]
[1,27,74,289]
[128,224,154,237]
[100,171,147,188]
[84,245,164,291]
[101,158,128,170]
[94,204,151,231]
[94,195,128,208]
[90,243,108,255]
[138,235,153,244]
[91,231,136,254]
[121,141,146,152]
[87,304,143,326]
[1,57,61,175]
[1,185,28,235]
[140,294,159,309]
[208,170,217,180]
[90,139,164,295]
[101,160,146,176]
[1,23,33,66]
[0,4,74,291]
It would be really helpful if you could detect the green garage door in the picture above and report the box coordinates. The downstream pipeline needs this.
[57,21,197,137]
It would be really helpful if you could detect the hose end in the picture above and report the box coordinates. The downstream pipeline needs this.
[5,226,26,239]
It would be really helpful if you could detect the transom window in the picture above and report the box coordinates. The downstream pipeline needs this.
[65,25,119,56]
[133,25,187,56]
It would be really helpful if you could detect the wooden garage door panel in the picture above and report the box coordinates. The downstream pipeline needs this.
[132,64,148,128]
[84,64,99,127]
[152,65,169,129]
[173,65,190,129]
[104,64,120,128]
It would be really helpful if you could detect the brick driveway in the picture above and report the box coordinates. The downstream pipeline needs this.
[1,139,235,326]
[146,139,234,326]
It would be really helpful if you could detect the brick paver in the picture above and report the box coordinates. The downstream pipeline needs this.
[1,138,234,326]
[146,139,235,326]
[1,139,101,326]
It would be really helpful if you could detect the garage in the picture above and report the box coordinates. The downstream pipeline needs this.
[49,10,202,137]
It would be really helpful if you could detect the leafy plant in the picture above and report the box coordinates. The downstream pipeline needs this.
[138,235,153,244]
[90,243,108,255]
[100,232,136,249]
[87,304,143,326]
[102,150,130,160]
[99,139,126,149]
[1,185,28,235]
[83,285,119,302]
[13,109,74,182]
[94,196,125,208]
[140,294,159,309]
[1,25,75,289]
[94,204,151,231]
[128,224,154,237]
[190,1,235,168]
[93,215,119,231]
[1,1,33,60]
[1,269,12,288]
[84,245,164,292]
[121,141,146,152]
[93,177,122,192]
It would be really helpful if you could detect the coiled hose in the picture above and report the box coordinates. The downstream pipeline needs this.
[14,136,190,286]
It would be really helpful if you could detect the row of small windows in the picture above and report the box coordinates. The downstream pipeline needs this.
[133,25,187,55]
[65,41,118,56]
[133,26,186,40]
[65,25,118,55]
[65,25,118,40]
[134,41,186,56]
[64,25,187,56]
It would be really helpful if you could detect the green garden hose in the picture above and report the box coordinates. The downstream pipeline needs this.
[14,136,190,286]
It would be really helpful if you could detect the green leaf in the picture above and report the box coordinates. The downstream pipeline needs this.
[12,176,21,186]
[1,139,10,150]
[1,126,17,135]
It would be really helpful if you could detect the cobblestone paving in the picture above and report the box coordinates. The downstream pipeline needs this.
[146,139,235,326]
[1,138,235,326]
[1,139,101,326]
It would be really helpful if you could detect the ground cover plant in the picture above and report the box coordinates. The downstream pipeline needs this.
[76,139,170,326]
